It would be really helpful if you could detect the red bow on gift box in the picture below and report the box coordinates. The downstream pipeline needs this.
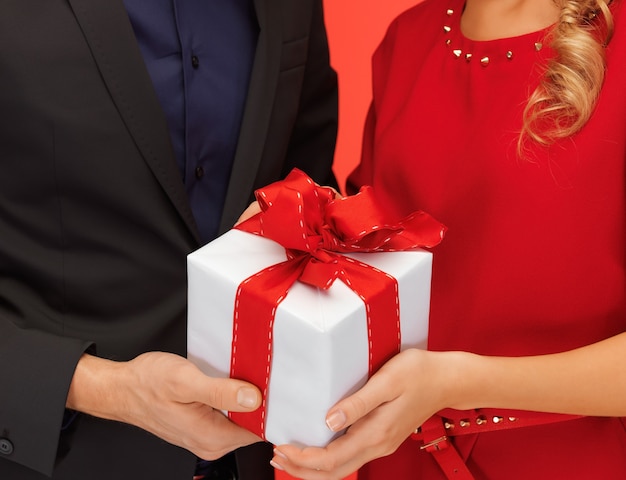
[231,168,446,440]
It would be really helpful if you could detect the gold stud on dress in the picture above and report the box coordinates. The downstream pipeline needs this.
[442,5,540,64]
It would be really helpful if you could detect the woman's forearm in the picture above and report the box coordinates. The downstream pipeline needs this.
[446,331,626,416]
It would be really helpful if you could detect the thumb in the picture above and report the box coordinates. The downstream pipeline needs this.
[325,372,392,432]
[198,376,262,412]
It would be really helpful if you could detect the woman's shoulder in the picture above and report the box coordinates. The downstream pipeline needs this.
[377,0,454,54]
[388,0,450,31]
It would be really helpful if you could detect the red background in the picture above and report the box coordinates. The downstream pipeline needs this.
[325,0,419,194]
[276,4,419,480]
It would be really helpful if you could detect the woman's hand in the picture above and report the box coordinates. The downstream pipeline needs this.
[67,352,263,460]
[270,330,626,478]
[270,349,468,479]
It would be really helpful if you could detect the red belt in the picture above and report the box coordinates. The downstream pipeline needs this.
[411,409,584,479]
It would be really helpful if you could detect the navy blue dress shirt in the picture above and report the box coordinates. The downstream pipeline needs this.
[123,0,258,243]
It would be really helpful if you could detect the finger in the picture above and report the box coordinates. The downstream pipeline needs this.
[273,440,361,480]
[274,401,406,479]
[272,447,338,480]
[327,186,343,199]
[276,420,381,474]
[234,201,261,226]
[325,366,400,432]
[204,376,262,412]
[190,410,263,460]
[185,372,262,412]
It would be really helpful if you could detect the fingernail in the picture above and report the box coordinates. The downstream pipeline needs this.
[325,409,347,432]
[273,448,288,460]
[270,460,285,471]
[237,387,259,408]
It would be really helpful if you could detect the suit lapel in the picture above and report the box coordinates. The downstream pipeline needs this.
[67,0,200,244]
[219,0,281,232]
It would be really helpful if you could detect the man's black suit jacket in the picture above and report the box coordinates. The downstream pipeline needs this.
[0,0,337,478]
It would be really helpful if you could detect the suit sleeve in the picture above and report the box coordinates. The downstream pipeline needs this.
[0,318,92,475]
[278,0,339,189]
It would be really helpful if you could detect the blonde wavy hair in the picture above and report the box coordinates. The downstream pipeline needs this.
[521,0,615,150]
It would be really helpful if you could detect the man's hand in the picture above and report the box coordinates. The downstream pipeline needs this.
[234,201,261,226]
[67,352,263,460]
[234,185,341,227]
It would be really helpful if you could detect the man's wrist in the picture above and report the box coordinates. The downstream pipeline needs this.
[66,354,126,422]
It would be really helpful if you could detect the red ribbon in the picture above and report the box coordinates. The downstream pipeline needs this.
[230,169,446,439]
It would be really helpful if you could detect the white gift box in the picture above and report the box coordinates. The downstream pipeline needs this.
[187,228,433,447]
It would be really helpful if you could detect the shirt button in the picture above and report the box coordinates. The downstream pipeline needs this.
[195,166,204,179]
[191,55,199,69]
[0,438,14,455]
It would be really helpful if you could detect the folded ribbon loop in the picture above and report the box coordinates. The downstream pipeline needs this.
[230,169,446,439]
[238,169,446,273]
